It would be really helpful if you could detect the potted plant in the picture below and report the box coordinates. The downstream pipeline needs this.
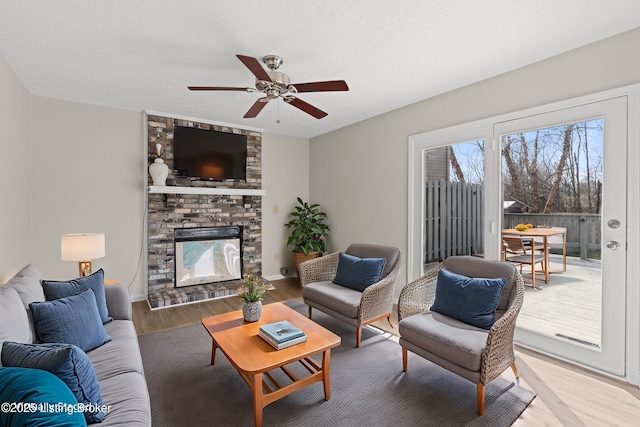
[237,274,269,322]
[284,197,330,277]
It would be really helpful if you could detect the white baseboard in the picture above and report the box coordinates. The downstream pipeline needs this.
[131,293,147,302]
[263,274,285,281]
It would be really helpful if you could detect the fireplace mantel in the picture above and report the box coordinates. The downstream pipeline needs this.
[148,186,267,196]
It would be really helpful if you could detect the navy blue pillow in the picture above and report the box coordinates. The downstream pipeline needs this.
[333,253,387,292]
[430,269,506,330]
[42,268,113,324]
[1,342,105,423]
[30,288,112,352]
[0,367,86,426]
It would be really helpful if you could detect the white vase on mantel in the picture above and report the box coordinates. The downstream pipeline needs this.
[149,157,169,186]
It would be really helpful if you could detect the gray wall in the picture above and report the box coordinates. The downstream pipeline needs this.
[0,53,31,282]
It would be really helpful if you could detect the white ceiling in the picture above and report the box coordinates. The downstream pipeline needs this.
[1,1,639,138]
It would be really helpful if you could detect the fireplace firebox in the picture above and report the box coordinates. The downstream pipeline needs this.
[174,226,242,288]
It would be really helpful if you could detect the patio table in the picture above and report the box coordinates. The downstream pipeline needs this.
[502,227,567,282]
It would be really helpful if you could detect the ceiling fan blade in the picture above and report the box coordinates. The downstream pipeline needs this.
[243,98,269,118]
[188,86,253,91]
[284,97,328,119]
[236,55,272,82]
[291,80,349,92]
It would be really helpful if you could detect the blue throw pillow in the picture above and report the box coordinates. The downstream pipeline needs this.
[333,253,387,292]
[1,342,105,424]
[0,367,86,426]
[430,269,507,330]
[30,288,112,352]
[42,268,113,324]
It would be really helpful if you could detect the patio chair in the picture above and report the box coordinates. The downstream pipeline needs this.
[398,256,525,415]
[502,236,546,289]
[300,243,401,347]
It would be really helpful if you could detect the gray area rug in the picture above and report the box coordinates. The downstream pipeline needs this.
[139,300,535,426]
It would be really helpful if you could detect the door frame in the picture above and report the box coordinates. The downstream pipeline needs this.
[407,84,640,384]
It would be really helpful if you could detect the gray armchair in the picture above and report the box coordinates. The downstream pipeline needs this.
[300,243,401,347]
[398,256,524,415]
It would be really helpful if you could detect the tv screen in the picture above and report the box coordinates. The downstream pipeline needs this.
[173,126,247,181]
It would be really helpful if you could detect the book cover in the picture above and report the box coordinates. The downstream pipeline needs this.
[259,331,308,350]
[259,320,305,343]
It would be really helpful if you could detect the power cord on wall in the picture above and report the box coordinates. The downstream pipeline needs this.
[123,201,148,289]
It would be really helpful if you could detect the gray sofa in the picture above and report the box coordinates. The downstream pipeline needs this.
[0,264,151,426]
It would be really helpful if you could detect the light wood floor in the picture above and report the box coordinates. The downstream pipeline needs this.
[132,277,640,426]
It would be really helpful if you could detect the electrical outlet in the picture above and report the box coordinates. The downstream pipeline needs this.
[273,205,279,213]
[274,254,279,262]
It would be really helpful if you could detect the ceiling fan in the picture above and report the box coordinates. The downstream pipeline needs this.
[188,54,349,119]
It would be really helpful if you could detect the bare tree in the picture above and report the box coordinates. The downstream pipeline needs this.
[449,148,466,183]
[502,135,525,208]
[544,124,574,213]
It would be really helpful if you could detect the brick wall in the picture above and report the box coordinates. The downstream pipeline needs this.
[146,114,262,307]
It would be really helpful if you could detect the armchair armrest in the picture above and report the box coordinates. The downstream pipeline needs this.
[299,251,341,286]
[104,283,132,321]
[397,263,441,322]
[480,272,525,385]
[359,254,402,323]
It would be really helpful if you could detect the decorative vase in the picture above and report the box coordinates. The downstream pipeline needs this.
[242,301,262,322]
[149,157,169,186]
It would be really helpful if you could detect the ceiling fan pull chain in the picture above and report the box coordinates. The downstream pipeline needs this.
[277,98,281,124]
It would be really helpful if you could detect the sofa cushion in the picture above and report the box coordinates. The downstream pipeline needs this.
[399,311,489,372]
[0,287,33,366]
[3,264,45,309]
[333,253,386,292]
[90,320,145,381]
[303,281,361,319]
[42,268,113,324]
[1,342,105,423]
[430,269,506,330]
[30,288,112,352]
[98,371,150,426]
[0,367,86,426]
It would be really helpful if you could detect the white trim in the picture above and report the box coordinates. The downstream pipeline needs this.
[144,109,265,133]
[148,186,266,196]
[625,84,640,386]
[263,274,285,281]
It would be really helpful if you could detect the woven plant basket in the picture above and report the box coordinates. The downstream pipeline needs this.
[294,251,321,280]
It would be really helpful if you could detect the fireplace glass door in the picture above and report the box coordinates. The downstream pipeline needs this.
[174,227,242,288]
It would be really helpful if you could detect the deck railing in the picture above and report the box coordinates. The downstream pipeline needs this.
[503,213,601,259]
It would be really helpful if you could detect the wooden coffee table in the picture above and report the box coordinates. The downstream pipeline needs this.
[201,302,341,427]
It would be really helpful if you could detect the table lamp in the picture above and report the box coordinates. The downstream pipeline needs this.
[61,233,106,277]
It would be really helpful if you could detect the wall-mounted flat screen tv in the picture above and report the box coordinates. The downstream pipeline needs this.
[173,126,247,181]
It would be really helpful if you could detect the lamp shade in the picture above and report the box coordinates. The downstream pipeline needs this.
[61,233,106,261]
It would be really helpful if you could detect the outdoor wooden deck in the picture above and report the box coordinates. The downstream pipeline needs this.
[516,255,602,348]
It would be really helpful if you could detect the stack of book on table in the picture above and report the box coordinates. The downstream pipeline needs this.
[259,320,307,350]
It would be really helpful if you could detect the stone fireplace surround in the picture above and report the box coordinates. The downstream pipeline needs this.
[146,113,263,309]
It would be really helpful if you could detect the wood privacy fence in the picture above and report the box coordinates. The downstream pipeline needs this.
[424,180,484,263]
[504,213,601,259]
